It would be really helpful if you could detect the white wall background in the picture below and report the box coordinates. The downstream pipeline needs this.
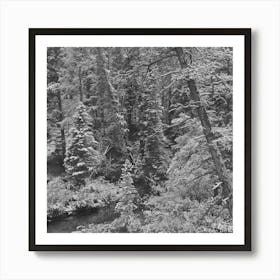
[0,0,279,279]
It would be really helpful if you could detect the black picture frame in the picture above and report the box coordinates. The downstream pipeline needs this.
[29,28,251,251]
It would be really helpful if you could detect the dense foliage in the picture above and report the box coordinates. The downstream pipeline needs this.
[47,47,233,232]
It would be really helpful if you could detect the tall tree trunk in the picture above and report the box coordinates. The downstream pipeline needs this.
[96,48,127,154]
[175,47,232,216]
[78,66,83,102]
[211,76,215,97]
[56,89,66,166]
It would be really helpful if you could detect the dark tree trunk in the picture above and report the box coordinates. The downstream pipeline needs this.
[211,76,215,97]
[175,47,232,216]
[78,66,83,102]
[126,89,133,129]
[57,90,66,164]
[96,48,106,135]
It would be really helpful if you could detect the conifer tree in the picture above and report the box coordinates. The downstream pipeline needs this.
[138,77,168,188]
[111,160,141,232]
[47,48,66,172]
[64,103,101,187]
[115,160,140,215]
[95,48,127,152]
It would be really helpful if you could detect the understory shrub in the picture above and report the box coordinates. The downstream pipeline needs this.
[47,177,120,221]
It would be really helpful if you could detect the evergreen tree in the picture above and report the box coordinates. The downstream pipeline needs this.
[111,160,141,232]
[95,48,127,148]
[94,48,128,180]
[47,48,66,175]
[123,76,139,141]
[115,160,140,215]
[138,77,168,189]
[64,103,101,187]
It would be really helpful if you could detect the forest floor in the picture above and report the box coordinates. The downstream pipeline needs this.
[47,175,232,233]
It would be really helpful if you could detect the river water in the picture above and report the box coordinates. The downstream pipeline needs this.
[47,207,117,233]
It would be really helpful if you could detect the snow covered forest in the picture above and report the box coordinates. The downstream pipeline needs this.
[47,47,233,233]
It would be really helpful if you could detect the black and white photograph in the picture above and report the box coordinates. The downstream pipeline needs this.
[30,29,251,250]
[47,45,234,234]
[5,0,280,278]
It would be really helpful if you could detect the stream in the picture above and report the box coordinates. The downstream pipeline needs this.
[47,206,117,233]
